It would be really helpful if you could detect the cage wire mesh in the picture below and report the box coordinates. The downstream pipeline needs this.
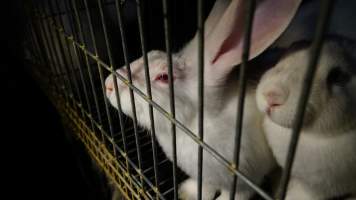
[24,0,346,199]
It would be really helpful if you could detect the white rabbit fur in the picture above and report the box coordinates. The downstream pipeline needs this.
[105,0,305,199]
[256,38,356,200]
[105,50,275,200]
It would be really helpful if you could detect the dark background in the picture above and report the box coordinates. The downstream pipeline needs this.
[3,0,215,199]
[4,1,106,199]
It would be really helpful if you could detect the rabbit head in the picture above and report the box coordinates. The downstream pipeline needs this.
[105,0,302,130]
[256,37,356,133]
[105,50,194,129]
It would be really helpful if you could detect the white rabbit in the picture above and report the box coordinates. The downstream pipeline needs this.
[256,37,356,200]
[105,0,303,199]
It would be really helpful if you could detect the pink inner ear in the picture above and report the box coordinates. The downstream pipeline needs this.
[211,0,246,64]
[208,0,302,68]
[248,0,303,59]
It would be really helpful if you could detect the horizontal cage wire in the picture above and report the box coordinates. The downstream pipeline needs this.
[23,0,344,200]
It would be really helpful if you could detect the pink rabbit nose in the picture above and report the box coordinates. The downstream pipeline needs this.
[263,88,287,108]
[106,82,114,93]
[105,75,115,94]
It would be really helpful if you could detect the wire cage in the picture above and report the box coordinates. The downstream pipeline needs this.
[24,0,352,200]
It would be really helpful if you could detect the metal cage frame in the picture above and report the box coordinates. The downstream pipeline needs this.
[24,0,335,199]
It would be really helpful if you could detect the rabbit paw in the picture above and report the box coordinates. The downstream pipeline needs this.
[178,178,217,200]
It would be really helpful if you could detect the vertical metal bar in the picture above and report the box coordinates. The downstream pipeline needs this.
[85,0,115,149]
[27,27,39,61]
[278,1,334,199]
[96,0,144,184]
[26,21,44,64]
[71,0,109,144]
[42,0,71,102]
[161,0,178,199]
[51,1,77,105]
[47,0,75,103]
[63,0,96,131]
[28,3,53,81]
[53,0,84,109]
[84,1,132,175]
[37,1,59,86]
[197,0,205,199]
[229,1,256,199]
[109,0,130,159]
[35,2,54,70]
[24,4,43,66]
[135,0,160,197]
[111,0,140,191]
[36,1,66,98]
[27,20,44,65]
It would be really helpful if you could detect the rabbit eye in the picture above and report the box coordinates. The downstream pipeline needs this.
[155,73,169,83]
[327,67,350,87]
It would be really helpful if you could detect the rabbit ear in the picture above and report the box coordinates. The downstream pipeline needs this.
[181,0,230,56]
[203,0,231,38]
[205,0,302,84]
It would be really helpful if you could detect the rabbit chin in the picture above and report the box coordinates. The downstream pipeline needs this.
[267,105,316,129]
[267,110,294,129]
[107,90,148,127]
